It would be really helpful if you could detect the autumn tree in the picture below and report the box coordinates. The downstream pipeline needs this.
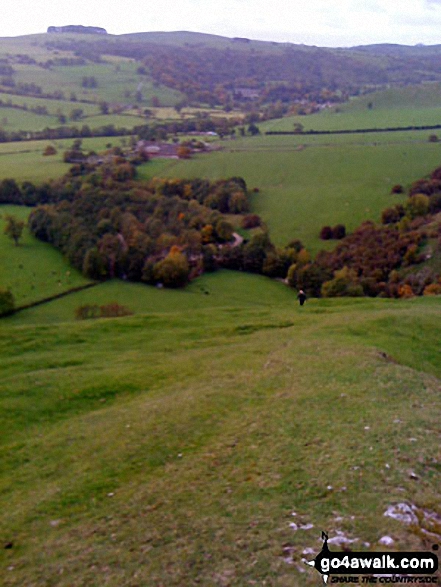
[404,194,430,219]
[321,266,363,297]
[4,214,24,246]
[177,145,192,159]
[153,249,190,288]
[43,145,57,156]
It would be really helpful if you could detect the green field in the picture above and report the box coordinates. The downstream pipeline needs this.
[0,92,100,116]
[262,84,441,133]
[0,107,61,132]
[0,105,149,134]
[0,205,91,305]
[0,33,183,110]
[1,276,440,585]
[0,136,135,182]
[140,134,441,252]
[4,271,296,326]
[2,85,441,254]
[11,61,182,106]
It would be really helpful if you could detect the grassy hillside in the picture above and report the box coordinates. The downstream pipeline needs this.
[0,205,91,305]
[1,284,440,586]
[262,84,441,133]
[0,35,440,586]
[0,34,183,107]
[141,134,441,252]
[4,271,296,325]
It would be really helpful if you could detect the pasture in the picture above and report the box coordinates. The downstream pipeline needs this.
[0,92,100,117]
[1,282,440,586]
[142,132,441,252]
[9,59,183,107]
[0,136,135,182]
[262,83,441,133]
[0,205,91,306]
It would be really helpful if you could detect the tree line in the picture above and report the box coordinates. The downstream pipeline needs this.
[3,156,441,300]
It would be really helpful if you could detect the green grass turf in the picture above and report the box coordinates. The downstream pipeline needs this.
[4,270,298,325]
[0,289,440,586]
[0,205,91,306]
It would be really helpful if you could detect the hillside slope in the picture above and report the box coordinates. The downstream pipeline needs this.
[1,291,440,586]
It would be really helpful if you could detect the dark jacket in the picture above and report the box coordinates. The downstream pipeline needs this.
[297,291,307,306]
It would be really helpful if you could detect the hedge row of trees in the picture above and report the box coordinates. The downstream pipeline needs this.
[0,115,240,145]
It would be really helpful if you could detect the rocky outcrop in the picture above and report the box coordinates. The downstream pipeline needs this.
[47,25,107,35]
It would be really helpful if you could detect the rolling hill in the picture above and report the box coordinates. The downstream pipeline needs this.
[0,29,441,586]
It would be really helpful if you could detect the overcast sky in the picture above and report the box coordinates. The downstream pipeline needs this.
[3,0,441,47]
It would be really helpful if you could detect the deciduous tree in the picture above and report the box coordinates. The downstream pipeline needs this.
[4,214,24,246]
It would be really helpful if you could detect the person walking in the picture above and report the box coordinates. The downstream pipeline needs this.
[297,289,307,306]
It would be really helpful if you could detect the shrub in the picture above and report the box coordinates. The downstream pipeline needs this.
[320,225,333,240]
[382,205,405,224]
[332,224,346,239]
[75,303,133,320]
[75,304,100,320]
[391,184,404,194]
[321,267,363,298]
[296,248,311,265]
[0,288,14,316]
[99,303,133,318]
[286,239,304,253]
[319,225,346,239]
[4,214,25,246]
[294,263,330,296]
[229,191,249,214]
[82,248,107,279]
[286,263,297,288]
[0,178,22,204]
[43,145,57,156]
[214,219,233,242]
[177,146,192,159]
[242,233,273,273]
[202,244,218,272]
[428,194,441,214]
[262,251,286,278]
[404,194,430,219]
[423,283,441,296]
[241,214,261,229]
[398,284,414,298]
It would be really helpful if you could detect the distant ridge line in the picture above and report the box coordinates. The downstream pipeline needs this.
[47,25,107,35]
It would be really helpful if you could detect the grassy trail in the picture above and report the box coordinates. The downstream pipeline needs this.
[1,291,440,586]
